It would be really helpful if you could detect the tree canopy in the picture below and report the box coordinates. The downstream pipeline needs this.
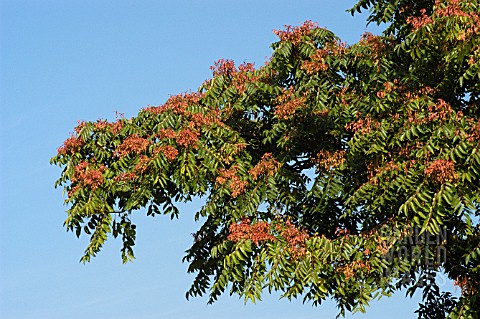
[51,0,480,317]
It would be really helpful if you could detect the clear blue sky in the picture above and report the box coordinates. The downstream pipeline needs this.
[0,1,459,318]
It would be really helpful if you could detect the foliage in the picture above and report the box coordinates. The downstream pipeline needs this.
[51,0,480,317]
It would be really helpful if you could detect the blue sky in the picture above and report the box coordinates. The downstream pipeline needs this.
[0,1,460,318]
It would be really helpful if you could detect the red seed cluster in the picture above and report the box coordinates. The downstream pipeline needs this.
[113,172,137,182]
[209,60,260,94]
[274,88,306,119]
[144,92,204,115]
[189,110,224,129]
[302,49,329,73]
[366,160,401,183]
[435,0,470,19]
[424,159,457,184]
[405,97,455,125]
[249,153,281,180]
[358,33,386,59]
[231,62,260,94]
[74,120,86,134]
[58,134,83,155]
[190,113,214,127]
[67,185,81,197]
[376,82,393,99]
[467,119,480,142]
[134,155,151,174]
[157,128,177,140]
[426,99,453,122]
[70,162,106,193]
[166,92,204,114]
[238,62,255,73]
[176,128,200,148]
[345,115,380,134]
[407,1,480,35]
[230,178,249,198]
[216,166,249,198]
[228,219,312,257]
[277,220,310,257]
[315,150,346,171]
[301,42,345,74]
[228,219,275,245]
[110,120,124,134]
[115,134,151,157]
[210,59,237,76]
[273,20,318,45]
[234,143,247,154]
[93,119,108,130]
[407,9,434,30]
[154,145,179,161]
[157,126,201,149]
[338,260,372,281]
[454,276,478,295]
[93,119,124,134]
[216,166,237,185]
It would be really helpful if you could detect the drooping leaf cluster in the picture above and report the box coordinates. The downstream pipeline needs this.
[51,0,480,317]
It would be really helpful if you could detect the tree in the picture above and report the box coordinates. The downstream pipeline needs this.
[51,0,480,317]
